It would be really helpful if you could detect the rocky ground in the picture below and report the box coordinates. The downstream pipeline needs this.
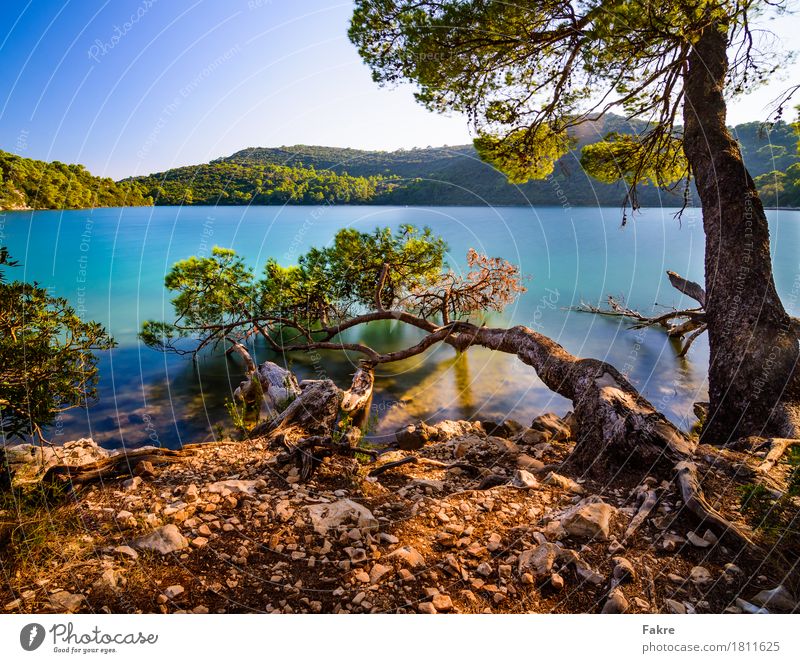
[1,414,797,614]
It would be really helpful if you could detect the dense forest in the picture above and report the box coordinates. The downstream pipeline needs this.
[2,117,798,211]
[130,116,800,208]
[127,161,389,206]
[0,150,151,210]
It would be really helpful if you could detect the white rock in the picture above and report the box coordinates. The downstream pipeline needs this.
[386,545,426,569]
[206,479,261,496]
[543,472,584,493]
[689,566,712,585]
[560,499,617,540]
[131,524,189,554]
[306,499,378,535]
[686,531,711,548]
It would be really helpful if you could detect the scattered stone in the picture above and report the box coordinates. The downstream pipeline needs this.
[512,469,539,489]
[369,564,392,584]
[530,413,571,441]
[611,557,636,584]
[206,479,263,496]
[432,594,453,612]
[516,454,545,472]
[307,500,378,535]
[543,472,584,494]
[664,599,687,614]
[736,598,769,614]
[386,546,426,569]
[164,585,184,600]
[122,476,142,490]
[601,588,629,614]
[476,562,493,577]
[49,591,85,613]
[418,601,437,614]
[131,524,189,555]
[689,566,712,586]
[93,568,123,594]
[686,531,711,548]
[608,541,625,555]
[517,543,561,577]
[112,545,138,560]
[550,573,565,591]
[750,586,795,612]
[560,499,617,540]
[660,533,686,552]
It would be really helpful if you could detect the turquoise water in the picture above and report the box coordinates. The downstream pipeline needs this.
[2,204,798,449]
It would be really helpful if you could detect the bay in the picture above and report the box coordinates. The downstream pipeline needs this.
[2,204,798,449]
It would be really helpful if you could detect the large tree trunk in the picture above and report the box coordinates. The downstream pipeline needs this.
[465,325,696,472]
[682,23,800,444]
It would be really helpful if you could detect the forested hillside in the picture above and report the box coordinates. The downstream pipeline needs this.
[127,161,389,206]
[0,150,151,210]
[3,118,797,211]
[131,117,800,208]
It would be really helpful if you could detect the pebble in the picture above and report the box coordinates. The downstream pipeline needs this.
[432,594,453,612]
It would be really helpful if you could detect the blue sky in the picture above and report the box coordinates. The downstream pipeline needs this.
[1,0,798,179]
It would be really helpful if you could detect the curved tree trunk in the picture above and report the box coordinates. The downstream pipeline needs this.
[466,325,696,473]
[682,23,800,444]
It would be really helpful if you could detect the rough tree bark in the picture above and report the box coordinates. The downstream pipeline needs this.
[682,23,800,444]
[463,324,696,472]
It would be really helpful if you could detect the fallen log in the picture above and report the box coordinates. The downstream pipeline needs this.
[41,447,195,487]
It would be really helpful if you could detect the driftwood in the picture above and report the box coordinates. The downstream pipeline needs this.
[674,461,755,548]
[623,489,659,541]
[570,270,708,354]
[233,359,301,413]
[41,447,196,487]
[666,270,706,306]
[367,456,480,478]
[756,438,800,474]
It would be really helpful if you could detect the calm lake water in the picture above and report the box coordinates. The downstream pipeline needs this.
[2,204,799,449]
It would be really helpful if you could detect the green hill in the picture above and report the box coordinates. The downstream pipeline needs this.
[131,118,800,208]
[3,116,797,211]
[0,150,151,211]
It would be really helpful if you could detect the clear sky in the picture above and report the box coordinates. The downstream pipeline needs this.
[1,0,798,180]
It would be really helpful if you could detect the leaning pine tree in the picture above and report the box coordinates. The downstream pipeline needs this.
[348,0,800,445]
[142,227,751,545]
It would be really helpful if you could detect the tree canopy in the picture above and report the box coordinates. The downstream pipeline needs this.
[141,225,524,367]
[349,0,786,204]
[0,250,115,441]
[0,150,151,210]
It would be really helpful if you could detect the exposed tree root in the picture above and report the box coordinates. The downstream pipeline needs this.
[624,489,659,541]
[674,461,755,549]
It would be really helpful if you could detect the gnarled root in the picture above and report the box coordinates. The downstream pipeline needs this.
[675,461,755,549]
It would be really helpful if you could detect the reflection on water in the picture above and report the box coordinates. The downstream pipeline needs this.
[4,204,798,449]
